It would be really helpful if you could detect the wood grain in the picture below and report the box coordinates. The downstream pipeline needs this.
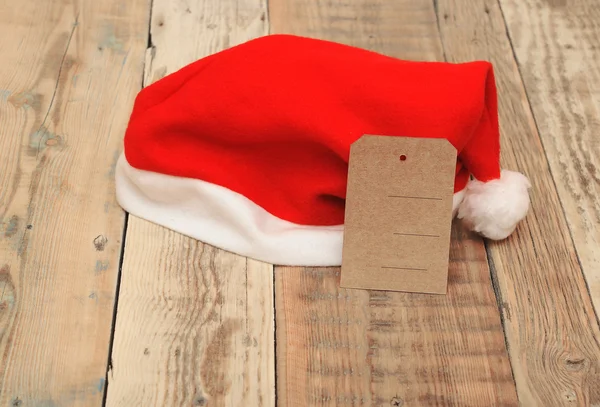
[276,225,518,407]
[105,221,274,406]
[270,0,444,62]
[499,0,600,314]
[270,1,518,405]
[435,0,600,405]
[104,0,274,406]
[0,0,149,404]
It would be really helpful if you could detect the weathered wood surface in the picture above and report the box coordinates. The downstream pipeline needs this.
[499,0,600,312]
[0,0,149,404]
[104,0,275,406]
[275,228,519,407]
[435,0,600,405]
[270,1,518,406]
[2,0,599,406]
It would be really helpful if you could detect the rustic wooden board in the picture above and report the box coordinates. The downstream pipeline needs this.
[104,0,274,406]
[499,0,600,314]
[0,0,149,405]
[275,227,518,406]
[105,221,274,406]
[435,0,600,405]
[270,0,519,405]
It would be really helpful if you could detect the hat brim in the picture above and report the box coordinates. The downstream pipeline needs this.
[116,154,467,266]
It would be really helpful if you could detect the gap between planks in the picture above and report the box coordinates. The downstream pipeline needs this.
[103,1,275,406]
[269,0,518,406]
[435,0,600,405]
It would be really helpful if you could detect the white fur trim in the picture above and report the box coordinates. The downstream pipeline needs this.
[457,170,531,240]
[115,154,344,266]
[116,154,468,266]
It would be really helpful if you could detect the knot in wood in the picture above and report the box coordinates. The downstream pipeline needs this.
[391,397,404,406]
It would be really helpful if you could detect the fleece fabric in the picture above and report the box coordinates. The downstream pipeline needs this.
[122,34,501,227]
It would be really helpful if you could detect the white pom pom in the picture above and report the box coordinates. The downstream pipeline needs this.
[452,189,466,218]
[457,170,531,240]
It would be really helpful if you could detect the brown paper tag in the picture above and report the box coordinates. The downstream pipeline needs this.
[339,135,456,294]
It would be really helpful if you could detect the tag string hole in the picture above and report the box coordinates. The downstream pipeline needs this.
[399,154,407,161]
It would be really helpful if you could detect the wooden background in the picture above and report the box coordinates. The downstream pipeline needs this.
[1,0,599,406]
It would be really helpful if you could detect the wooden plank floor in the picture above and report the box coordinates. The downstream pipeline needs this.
[0,0,148,405]
[104,1,274,405]
[0,0,598,406]
[270,1,518,406]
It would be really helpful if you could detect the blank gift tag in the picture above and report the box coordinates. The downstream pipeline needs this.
[340,135,456,294]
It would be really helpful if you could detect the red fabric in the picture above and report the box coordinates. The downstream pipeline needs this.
[124,34,501,226]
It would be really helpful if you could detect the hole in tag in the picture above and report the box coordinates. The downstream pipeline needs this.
[399,154,407,161]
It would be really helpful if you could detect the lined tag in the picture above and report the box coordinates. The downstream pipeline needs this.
[340,135,456,294]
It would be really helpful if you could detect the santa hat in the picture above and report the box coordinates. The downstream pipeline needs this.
[115,34,531,266]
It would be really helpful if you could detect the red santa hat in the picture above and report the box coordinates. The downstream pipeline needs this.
[115,34,531,266]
